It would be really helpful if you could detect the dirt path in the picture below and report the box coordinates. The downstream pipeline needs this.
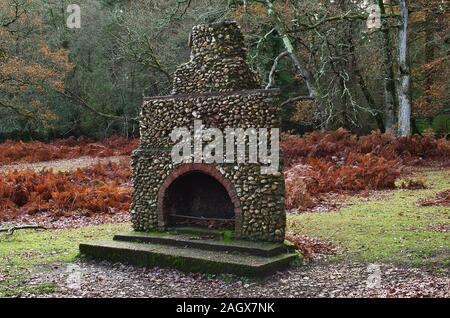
[24,260,449,298]
[0,156,128,173]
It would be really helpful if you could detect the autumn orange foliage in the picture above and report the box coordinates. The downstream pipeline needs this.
[418,189,450,207]
[282,129,450,211]
[1,131,449,218]
[0,1,74,125]
[0,160,131,221]
[285,234,337,261]
[281,129,450,168]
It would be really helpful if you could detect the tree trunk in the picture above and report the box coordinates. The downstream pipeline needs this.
[265,0,318,97]
[339,0,352,130]
[424,10,435,108]
[397,0,412,136]
[264,0,326,125]
[345,18,386,132]
[355,70,386,132]
[378,0,398,131]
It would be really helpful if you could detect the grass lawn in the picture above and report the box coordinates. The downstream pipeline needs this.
[0,223,132,297]
[288,168,450,270]
[0,168,448,296]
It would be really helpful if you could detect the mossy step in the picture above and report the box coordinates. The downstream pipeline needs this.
[79,240,299,277]
[113,232,292,257]
[169,226,227,237]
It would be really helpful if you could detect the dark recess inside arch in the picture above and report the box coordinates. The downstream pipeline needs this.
[163,171,235,226]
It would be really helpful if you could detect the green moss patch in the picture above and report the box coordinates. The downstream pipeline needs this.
[79,240,298,277]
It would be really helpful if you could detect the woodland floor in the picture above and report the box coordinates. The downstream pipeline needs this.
[0,155,127,173]
[0,158,449,298]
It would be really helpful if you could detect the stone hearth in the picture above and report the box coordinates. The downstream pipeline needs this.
[79,21,298,276]
[132,21,285,242]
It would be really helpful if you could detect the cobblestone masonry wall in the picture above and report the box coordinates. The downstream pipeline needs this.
[172,21,260,94]
[131,21,286,242]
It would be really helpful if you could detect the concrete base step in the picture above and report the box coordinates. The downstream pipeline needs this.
[168,226,227,238]
[113,231,293,257]
[79,239,299,277]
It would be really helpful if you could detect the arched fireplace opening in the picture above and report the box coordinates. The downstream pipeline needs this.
[162,170,236,229]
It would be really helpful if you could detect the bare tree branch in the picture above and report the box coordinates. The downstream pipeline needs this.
[290,13,401,32]
[266,51,289,89]
[61,89,125,120]
[0,224,47,236]
[1,0,25,28]
[280,95,314,108]
[0,100,36,120]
